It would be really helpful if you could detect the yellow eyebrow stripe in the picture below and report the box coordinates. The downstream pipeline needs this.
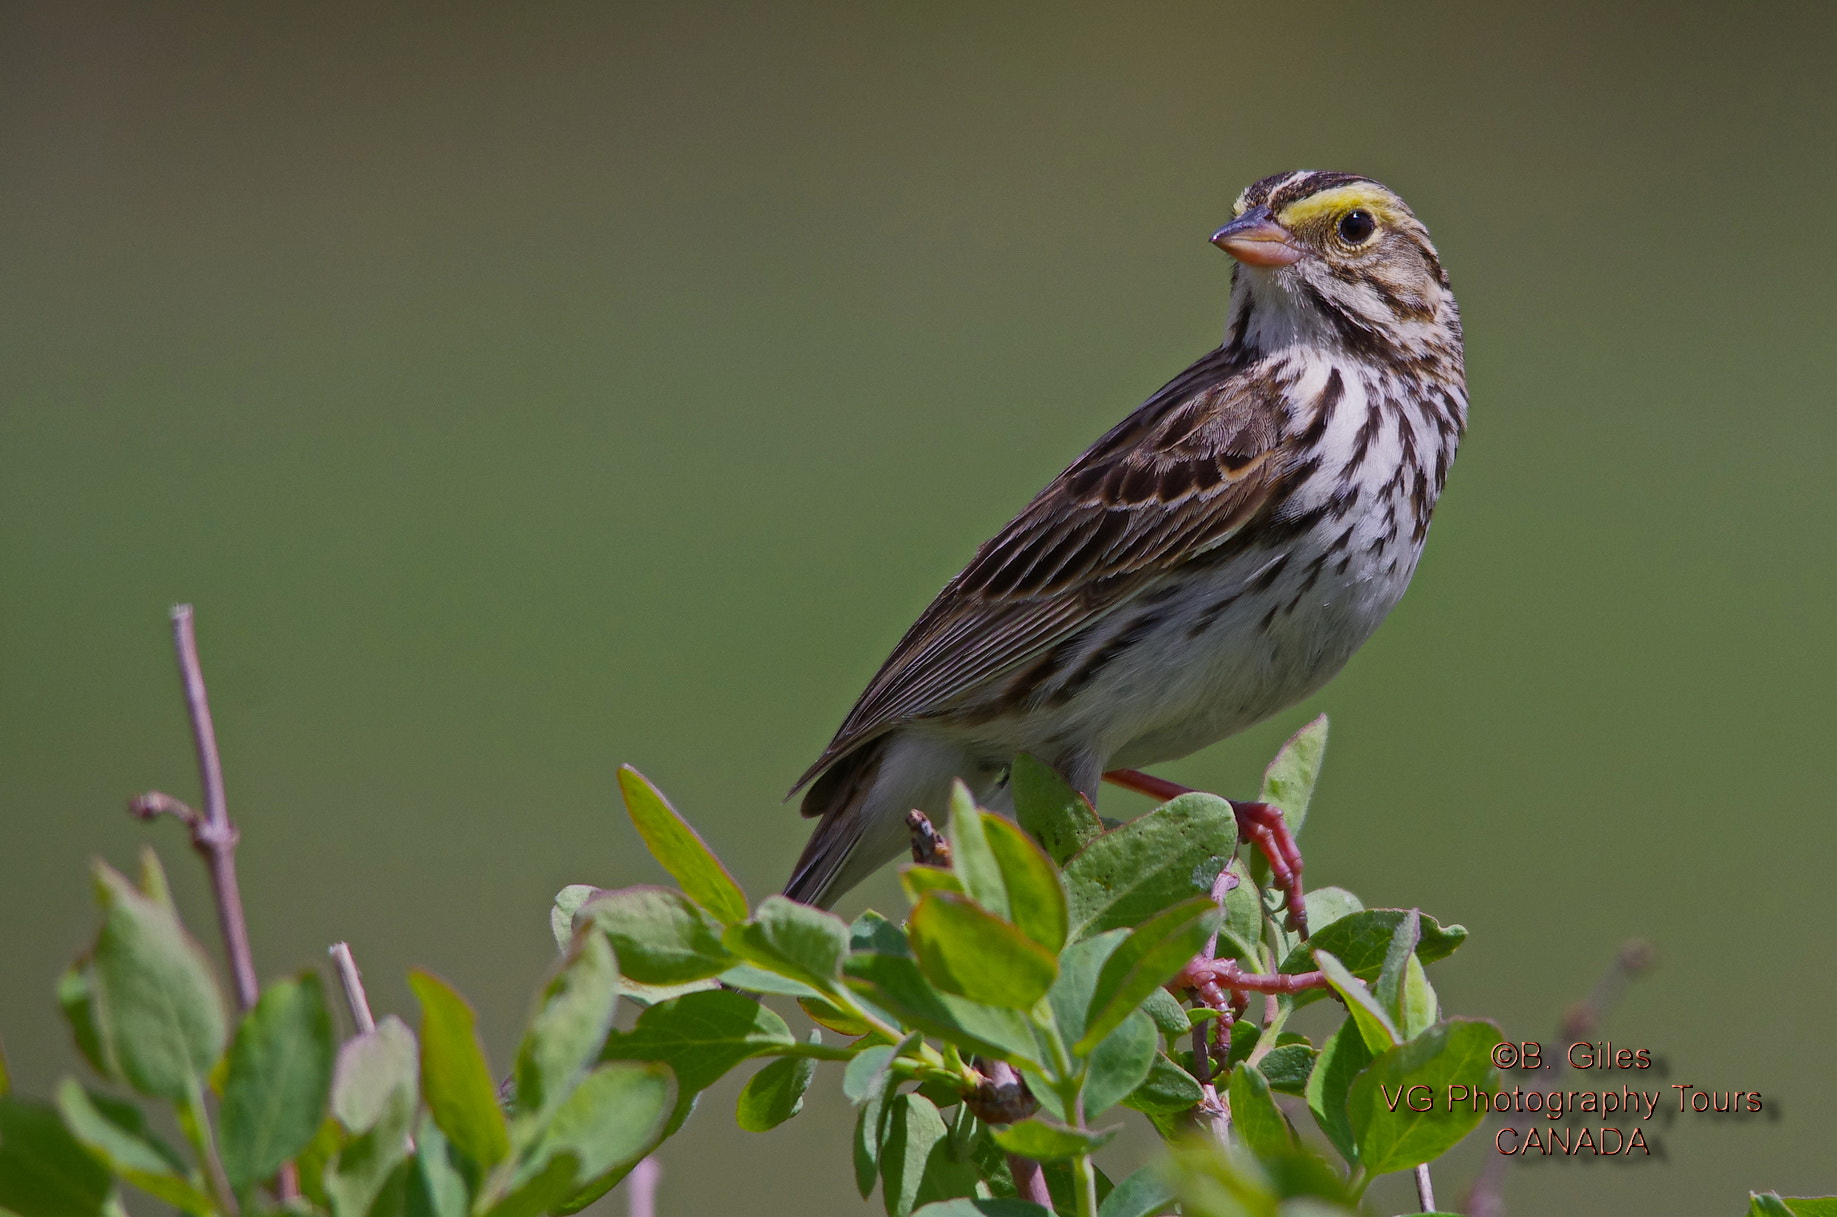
[1276,184,1400,228]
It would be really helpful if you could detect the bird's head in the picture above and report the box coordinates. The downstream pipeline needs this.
[1213,170,1459,367]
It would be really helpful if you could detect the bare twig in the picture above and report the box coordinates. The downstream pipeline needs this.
[1007,1152,1053,1209]
[328,942,377,1035]
[130,606,283,1198]
[960,1060,1048,1205]
[1415,1162,1437,1212]
[132,606,261,1012]
[1463,939,1656,1217]
[627,1156,661,1217]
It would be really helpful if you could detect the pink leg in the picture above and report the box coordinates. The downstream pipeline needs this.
[1102,768,1310,938]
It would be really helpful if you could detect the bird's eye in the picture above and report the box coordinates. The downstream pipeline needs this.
[1337,209,1377,245]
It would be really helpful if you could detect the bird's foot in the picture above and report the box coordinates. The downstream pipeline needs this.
[1101,769,1310,938]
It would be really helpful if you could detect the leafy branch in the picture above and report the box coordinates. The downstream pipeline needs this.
[0,608,1825,1217]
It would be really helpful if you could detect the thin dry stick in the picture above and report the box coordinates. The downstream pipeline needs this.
[1415,1162,1437,1212]
[627,1156,661,1217]
[972,1059,1051,1208]
[1462,939,1655,1217]
[131,605,262,1010]
[328,942,378,1035]
[129,606,286,1198]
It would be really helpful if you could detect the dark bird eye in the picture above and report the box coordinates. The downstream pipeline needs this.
[1338,209,1377,245]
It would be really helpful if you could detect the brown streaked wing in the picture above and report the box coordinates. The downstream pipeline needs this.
[791,349,1291,795]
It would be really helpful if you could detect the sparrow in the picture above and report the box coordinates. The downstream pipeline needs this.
[785,170,1465,911]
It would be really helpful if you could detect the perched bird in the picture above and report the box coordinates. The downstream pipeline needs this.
[786,170,1466,911]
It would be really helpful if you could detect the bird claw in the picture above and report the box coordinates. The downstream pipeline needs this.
[1228,800,1309,939]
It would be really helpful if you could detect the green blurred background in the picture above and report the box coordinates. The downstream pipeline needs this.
[4,1,1833,1211]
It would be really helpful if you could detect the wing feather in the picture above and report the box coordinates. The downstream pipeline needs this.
[792,348,1300,796]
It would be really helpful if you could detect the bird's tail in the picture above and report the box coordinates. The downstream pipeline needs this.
[783,738,891,909]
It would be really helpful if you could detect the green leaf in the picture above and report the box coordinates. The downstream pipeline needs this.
[577,886,733,985]
[844,1033,919,1104]
[1043,1161,1115,1214]
[332,1016,417,1133]
[723,895,851,989]
[881,1093,979,1217]
[1373,909,1420,1031]
[1011,754,1104,866]
[801,994,874,1036]
[1227,1063,1293,1159]
[1216,861,1263,962]
[1258,714,1328,838]
[1162,1138,1353,1216]
[406,1117,469,1217]
[908,892,1058,1011]
[1400,955,1439,1039]
[1014,764,1094,867]
[990,1118,1116,1161]
[616,766,749,924]
[53,1081,211,1215]
[855,1090,891,1198]
[1297,886,1362,936]
[1256,1043,1317,1096]
[944,785,1010,921]
[844,954,1041,1065]
[1122,1052,1203,1115]
[1222,1017,1259,1071]
[737,1049,818,1131]
[1063,794,1237,940]
[599,988,796,1137]
[617,977,719,1007]
[409,969,510,1172]
[1279,909,1467,1006]
[56,966,115,1083]
[220,973,337,1190]
[1078,896,1220,1055]
[1083,1009,1157,1118]
[519,1063,671,1203]
[1755,1198,1837,1217]
[915,1202,1055,1217]
[852,910,911,955]
[983,815,1069,952]
[549,885,599,952]
[482,1158,577,1217]
[513,929,620,1125]
[0,1096,113,1217]
[88,857,227,1102]
[1314,950,1399,1054]
[1349,1018,1502,1173]
[715,964,823,998]
[1135,988,1185,1041]
[1305,1016,1374,1165]
[325,1028,416,1217]
[1043,929,1126,1048]
[900,864,965,905]
[1097,1164,1175,1217]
